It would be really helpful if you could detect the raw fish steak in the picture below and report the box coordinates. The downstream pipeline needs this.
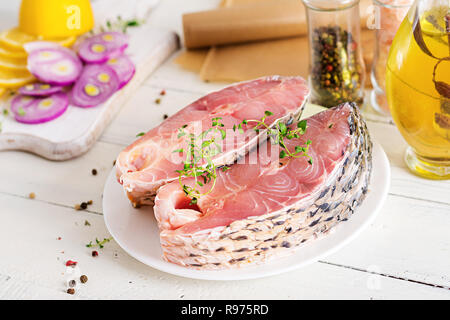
[154,103,372,269]
[116,76,309,206]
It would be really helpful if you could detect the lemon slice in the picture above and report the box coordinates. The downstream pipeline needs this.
[0,27,77,50]
[53,35,77,48]
[37,35,78,48]
[0,28,37,51]
[0,55,28,71]
[0,43,27,59]
[0,68,35,89]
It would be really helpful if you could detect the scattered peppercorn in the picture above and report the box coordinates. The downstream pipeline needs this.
[160,89,166,96]
[155,98,161,104]
[29,192,35,199]
[92,250,99,257]
[163,114,168,120]
[68,280,76,288]
[113,160,116,166]
[84,220,91,226]
[67,288,75,295]
[80,275,88,284]
[87,200,93,205]
[80,202,88,210]
[91,169,97,176]
[74,204,81,210]
[57,237,62,240]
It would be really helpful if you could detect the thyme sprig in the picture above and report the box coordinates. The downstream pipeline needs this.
[174,117,229,204]
[175,111,313,204]
[234,111,313,163]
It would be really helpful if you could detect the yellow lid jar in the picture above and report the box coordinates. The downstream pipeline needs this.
[19,0,94,38]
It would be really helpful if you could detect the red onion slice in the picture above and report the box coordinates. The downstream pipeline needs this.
[18,83,64,97]
[11,92,69,124]
[69,64,120,108]
[24,41,76,55]
[27,46,83,86]
[105,55,135,89]
[77,32,129,64]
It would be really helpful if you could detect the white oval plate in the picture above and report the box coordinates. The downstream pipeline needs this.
[103,140,390,281]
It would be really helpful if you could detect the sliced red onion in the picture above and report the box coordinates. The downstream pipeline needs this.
[27,46,83,86]
[11,92,69,124]
[24,41,72,55]
[77,32,129,64]
[105,55,135,89]
[18,83,64,97]
[69,64,120,108]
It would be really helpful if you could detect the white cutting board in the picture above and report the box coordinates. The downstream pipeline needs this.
[0,24,179,160]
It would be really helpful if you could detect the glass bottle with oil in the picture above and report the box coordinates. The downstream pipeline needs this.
[386,0,450,179]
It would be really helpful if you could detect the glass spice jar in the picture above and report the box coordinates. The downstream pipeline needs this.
[302,0,366,108]
[370,0,413,117]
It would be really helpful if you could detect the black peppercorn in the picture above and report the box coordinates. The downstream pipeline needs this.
[80,275,88,283]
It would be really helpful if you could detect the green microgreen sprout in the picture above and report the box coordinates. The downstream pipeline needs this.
[86,237,113,249]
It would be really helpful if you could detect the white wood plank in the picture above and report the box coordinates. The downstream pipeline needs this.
[326,194,450,289]
[143,51,227,95]
[1,193,449,299]
[146,0,221,38]
[366,121,450,205]
[0,141,123,214]
[0,146,449,293]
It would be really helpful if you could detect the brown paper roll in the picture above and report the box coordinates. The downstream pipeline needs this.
[177,0,375,87]
[183,0,306,49]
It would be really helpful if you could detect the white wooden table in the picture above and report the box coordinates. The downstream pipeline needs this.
[1,0,449,300]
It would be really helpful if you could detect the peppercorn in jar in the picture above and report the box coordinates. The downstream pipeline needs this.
[302,0,366,108]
